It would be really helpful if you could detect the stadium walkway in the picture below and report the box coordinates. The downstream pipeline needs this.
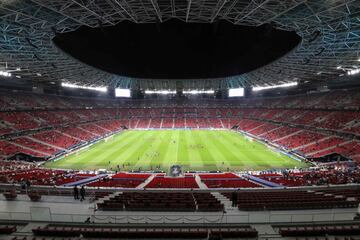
[63,174,108,187]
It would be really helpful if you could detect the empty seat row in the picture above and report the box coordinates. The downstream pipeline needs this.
[32,226,257,238]
[279,224,360,236]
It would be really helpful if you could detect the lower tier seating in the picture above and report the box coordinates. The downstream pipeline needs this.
[279,224,360,237]
[223,190,358,211]
[0,168,68,186]
[0,225,17,234]
[87,173,151,188]
[199,173,261,188]
[97,192,223,212]
[257,169,360,186]
[32,226,258,239]
[145,175,199,188]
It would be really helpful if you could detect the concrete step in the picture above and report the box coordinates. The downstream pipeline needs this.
[195,175,208,189]
[137,174,156,188]
[211,192,236,211]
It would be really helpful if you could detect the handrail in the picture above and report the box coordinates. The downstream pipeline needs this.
[0,209,355,224]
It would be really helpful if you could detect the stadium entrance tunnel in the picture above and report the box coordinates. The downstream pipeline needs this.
[53,20,301,79]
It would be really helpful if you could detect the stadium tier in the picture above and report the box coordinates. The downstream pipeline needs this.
[0,89,359,161]
[3,98,360,237]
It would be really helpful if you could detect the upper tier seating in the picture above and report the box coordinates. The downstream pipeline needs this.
[0,112,40,130]
[11,137,60,155]
[137,118,150,128]
[2,88,360,111]
[79,123,110,136]
[261,126,301,142]
[32,131,80,149]
[298,137,346,156]
[186,118,198,128]
[0,124,12,135]
[238,119,264,132]
[248,122,280,136]
[93,120,122,132]
[149,118,162,128]
[312,141,360,158]
[313,111,360,131]
[60,126,98,142]
[162,118,174,128]
[275,131,326,149]
[174,118,186,128]
[0,141,44,157]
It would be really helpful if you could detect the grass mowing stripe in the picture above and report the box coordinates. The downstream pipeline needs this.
[189,131,214,169]
[133,131,167,170]
[193,130,221,169]
[116,131,156,168]
[173,130,180,165]
[226,131,306,170]
[88,131,144,168]
[207,131,247,169]
[177,130,190,169]
[91,131,146,169]
[219,131,270,170]
[184,130,204,170]
[160,130,179,171]
[203,131,232,170]
[48,131,143,170]
[150,130,172,168]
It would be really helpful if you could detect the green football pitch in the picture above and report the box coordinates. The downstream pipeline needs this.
[44,130,309,171]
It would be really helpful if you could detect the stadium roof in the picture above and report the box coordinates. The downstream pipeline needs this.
[1,0,360,90]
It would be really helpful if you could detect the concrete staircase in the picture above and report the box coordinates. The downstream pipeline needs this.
[307,139,353,156]
[253,224,283,240]
[195,175,208,189]
[136,174,156,188]
[293,136,332,151]
[78,126,100,137]
[26,136,66,151]
[273,130,303,142]
[55,130,84,142]
[10,141,49,156]
[211,192,235,211]
[97,192,119,203]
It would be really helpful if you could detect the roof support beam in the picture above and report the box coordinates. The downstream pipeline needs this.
[69,0,114,25]
[186,0,192,22]
[29,0,92,28]
[261,0,307,26]
[211,0,228,23]
[170,0,176,17]
[235,0,271,24]
[222,0,238,18]
[112,0,138,23]
[149,0,162,22]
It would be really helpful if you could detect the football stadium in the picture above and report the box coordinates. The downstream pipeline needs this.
[0,0,360,239]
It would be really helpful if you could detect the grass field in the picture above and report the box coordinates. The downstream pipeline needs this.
[44,130,309,171]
